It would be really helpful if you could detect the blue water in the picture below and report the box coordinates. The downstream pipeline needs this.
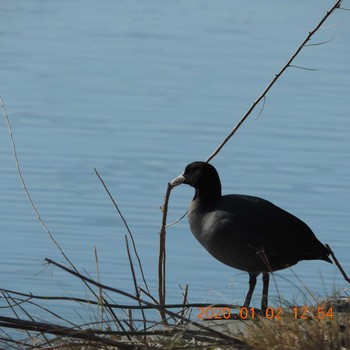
[0,0,349,325]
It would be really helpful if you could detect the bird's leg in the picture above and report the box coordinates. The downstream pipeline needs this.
[243,273,258,308]
[261,272,269,311]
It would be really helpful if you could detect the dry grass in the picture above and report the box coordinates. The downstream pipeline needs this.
[1,286,349,349]
[242,297,350,350]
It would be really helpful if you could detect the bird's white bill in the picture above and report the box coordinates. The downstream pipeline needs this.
[170,174,185,187]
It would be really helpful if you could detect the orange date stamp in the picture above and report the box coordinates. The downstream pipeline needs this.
[197,306,334,320]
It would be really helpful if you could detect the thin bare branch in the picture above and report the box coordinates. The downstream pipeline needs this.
[0,316,135,349]
[0,97,74,268]
[289,64,318,71]
[44,258,244,345]
[124,235,147,334]
[177,284,189,325]
[305,33,335,46]
[0,99,123,324]
[206,0,342,162]
[0,288,242,311]
[326,243,350,284]
[94,167,150,295]
[158,183,173,324]
[165,210,188,228]
[255,95,266,120]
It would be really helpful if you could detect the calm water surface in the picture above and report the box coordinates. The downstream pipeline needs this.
[0,0,349,322]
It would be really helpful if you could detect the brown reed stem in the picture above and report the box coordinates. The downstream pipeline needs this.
[158,183,173,324]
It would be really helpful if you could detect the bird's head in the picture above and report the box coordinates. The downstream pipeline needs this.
[171,161,222,201]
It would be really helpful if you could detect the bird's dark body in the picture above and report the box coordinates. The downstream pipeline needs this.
[171,161,331,310]
[188,193,331,273]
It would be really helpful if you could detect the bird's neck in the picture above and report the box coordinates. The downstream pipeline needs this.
[194,183,221,203]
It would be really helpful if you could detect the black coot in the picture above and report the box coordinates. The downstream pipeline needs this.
[171,161,331,311]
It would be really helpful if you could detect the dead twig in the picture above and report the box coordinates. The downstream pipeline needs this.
[177,284,189,325]
[124,235,147,334]
[158,183,173,323]
[288,65,318,71]
[44,258,245,346]
[0,97,73,268]
[326,243,350,284]
[0,97,110,315]
[94,167,150,295]
[0,288,241,311]
[206,0,342,162]
[0,316,135,349]
[305,33,335,46]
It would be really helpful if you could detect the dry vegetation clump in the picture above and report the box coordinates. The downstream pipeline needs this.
[242,298,350,350]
